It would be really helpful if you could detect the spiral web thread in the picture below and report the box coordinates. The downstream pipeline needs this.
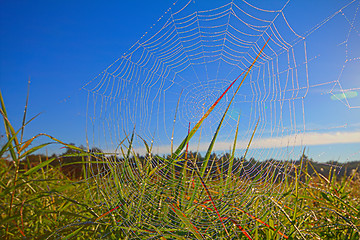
[82,0,360,237]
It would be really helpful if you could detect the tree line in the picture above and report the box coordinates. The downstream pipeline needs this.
[5,144,359,181]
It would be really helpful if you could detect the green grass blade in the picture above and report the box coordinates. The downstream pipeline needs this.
[62,226,85,240]
[201,105,229,178]
[0,111,18,162]
[19,142,52,159]
[0,90,20,154]
[23,157,56,176]
[126,129,135,159]
[243,117,260,159]
[168,202,204,240]
[0,128,21,159]
[224,111,241,195]
[20,78,31,145]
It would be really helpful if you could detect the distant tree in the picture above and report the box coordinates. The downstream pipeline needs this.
[60,143,88,179]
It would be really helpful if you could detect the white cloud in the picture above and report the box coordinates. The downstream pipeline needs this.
[135,130,360,155]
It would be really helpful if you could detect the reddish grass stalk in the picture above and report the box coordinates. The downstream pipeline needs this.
[167,195,214,211]
[233,206,288,239]
[195,36,270,129]
[271,198,293,212]
[172,36,271,160]
[95,205,120,221]
[231,219,253,240]
[14,221,25,237]
[221,217,252,240]
[191,164,230,237]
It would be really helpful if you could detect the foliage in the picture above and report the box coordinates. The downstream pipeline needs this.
[1,140,360,239]
[1,41,359,238]
[1,92,359,239]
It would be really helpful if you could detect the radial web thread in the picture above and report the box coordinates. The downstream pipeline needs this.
[82,0,360,237]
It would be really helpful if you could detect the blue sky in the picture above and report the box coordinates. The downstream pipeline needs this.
[1,0,359,162]
[0,0,170,150]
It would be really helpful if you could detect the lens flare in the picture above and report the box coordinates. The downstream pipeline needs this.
[331,91,358,101]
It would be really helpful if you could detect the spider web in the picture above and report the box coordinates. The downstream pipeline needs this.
[82,0,360,237]
[83,0,360,158]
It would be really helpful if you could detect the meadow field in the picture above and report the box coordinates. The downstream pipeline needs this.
[1,0,360,239]
[1,91,360,239]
